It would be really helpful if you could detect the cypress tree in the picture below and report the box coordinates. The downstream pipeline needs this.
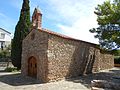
[11,0,31,69]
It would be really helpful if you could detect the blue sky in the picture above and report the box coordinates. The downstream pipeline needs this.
[0,0,106,43]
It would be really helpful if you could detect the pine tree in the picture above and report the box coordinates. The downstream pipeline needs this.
[90,0,120,50]
[11,0,31,69]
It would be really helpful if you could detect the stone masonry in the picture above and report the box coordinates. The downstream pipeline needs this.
[21,8,114,83]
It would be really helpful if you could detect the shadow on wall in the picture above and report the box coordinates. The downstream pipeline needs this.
[66,43,96,78]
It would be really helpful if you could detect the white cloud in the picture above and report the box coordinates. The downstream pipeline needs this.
[9,0,106,44]
[47,0,83,22]
[46,0,105,44]
[57,14,99,44]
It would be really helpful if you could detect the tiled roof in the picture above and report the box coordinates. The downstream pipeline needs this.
[38,28,98,46]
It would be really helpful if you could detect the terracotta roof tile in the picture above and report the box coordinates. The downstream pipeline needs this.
[38,28,98,46]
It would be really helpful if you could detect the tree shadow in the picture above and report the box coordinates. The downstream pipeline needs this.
[0,72,41,86]
[65,43,96,79]
[66,68,120,88]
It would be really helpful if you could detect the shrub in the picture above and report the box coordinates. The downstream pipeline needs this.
[114,56,120,64]
[4,67,18,72]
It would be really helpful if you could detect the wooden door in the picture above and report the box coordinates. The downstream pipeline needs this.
[28,57,37,78]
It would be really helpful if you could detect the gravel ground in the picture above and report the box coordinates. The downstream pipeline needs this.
[0,67,119,90]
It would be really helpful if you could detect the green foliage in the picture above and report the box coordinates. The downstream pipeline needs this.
[111,49,120,56]
[90,0,120,50]
[112,50,120,64]
[0,45,11,59]
[11,0,31,69]
[4,67,18,72]
[114,56,120,64]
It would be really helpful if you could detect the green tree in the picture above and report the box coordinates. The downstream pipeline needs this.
[0,45,11,59]
[90,0,120,50]
[11,0,31,69]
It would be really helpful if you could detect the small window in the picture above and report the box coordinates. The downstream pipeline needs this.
[0,33,5,39]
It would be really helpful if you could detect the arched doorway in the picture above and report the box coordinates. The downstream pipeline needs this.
[28,56,37,78]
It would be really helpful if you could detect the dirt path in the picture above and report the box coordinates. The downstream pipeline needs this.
[0,72,89,90]
[0,67,119,90]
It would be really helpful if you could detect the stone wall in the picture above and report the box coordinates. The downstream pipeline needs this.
[99,52,114,70]
[47,33,114,82]
[21,29,48,82]
[22,29,114,83]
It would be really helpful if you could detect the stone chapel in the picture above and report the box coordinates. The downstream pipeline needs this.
[21,8,114,83]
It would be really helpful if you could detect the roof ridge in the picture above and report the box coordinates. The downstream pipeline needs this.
[38,28,98,46]
[0,28,11,34]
